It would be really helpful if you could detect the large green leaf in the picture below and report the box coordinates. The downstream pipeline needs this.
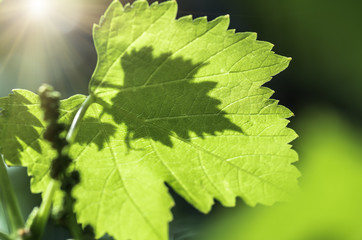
[71,0,299,239]
[0,1,299,240]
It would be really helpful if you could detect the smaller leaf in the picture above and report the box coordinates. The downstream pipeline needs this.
[0,89,86,212]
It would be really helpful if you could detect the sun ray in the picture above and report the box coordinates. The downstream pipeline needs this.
[0,0,111,96]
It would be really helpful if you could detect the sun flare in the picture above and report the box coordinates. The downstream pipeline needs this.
[28,0,50,19]
[0,0,106,95]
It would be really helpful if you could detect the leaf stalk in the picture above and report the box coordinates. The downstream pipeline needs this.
[28,180,58,239]
[0,155,24,234]
[66,94,95,144]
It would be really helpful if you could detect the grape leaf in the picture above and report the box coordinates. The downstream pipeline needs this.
[0,0,299,240]
[0,90,86,210]
[71,0,299,239]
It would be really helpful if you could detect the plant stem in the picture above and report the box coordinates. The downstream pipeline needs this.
[0,155,24,234]
[66,94,95,144]
[66,212,83,240]
[0,231,11,240]
[29,180,58,239]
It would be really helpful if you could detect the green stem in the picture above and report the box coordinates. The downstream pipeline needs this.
[66,94,95,144]
[0,155,24,234]
[66,212,83,240]
[0,231,11,240]
[29,180,58,239]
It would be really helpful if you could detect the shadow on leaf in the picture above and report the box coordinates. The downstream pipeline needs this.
[0,91,43,165]
[76,117,117,150]
[100,47,242,148]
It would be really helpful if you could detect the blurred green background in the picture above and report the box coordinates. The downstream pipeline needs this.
[1,0,362,239]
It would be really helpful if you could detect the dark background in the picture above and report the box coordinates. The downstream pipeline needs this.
[1,0,362,239]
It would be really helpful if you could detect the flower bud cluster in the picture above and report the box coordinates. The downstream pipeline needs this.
[38,84,94,239]
[39,84,71,179]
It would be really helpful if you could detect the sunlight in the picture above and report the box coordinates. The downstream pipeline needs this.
[0,0,104,94]
[28,0,49,18]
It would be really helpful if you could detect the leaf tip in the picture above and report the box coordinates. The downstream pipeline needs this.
[249,32,258,40]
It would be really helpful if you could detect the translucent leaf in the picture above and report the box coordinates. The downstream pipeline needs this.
[0,1,299,239]
[73,1,299,239]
